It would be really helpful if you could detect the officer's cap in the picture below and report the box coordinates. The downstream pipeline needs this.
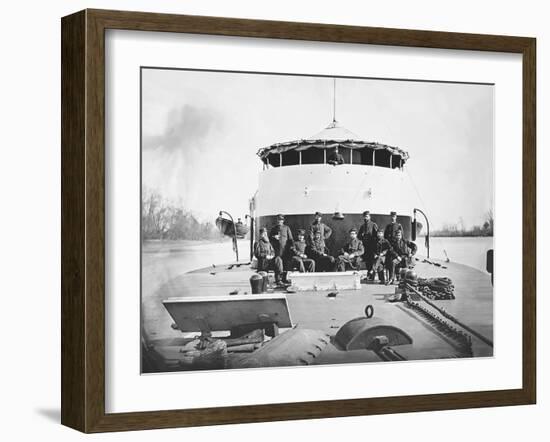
[363,210,370,216]
[297,229,306,236]
[349,227,357,233]
[390,211,397,216]
[314,211,322,217]
[277,214,285,220]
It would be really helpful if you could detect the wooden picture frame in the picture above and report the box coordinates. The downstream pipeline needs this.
[61,9,536,433]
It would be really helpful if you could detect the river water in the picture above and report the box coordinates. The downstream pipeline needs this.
[416,236,493,272]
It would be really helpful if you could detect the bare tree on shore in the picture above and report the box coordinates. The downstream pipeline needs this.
[432,210,494,237]
[141,188,219,240]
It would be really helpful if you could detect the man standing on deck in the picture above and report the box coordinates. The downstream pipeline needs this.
[336,228,364,271]
[308,212,333,245]
[289,229,315,273]
[358,210,378,277]
[307,230,336,272]
[254,227,284,285]
[387,230,417,285]
[384,211,403,241]
[269,214,293,263]
[373,229,392,284]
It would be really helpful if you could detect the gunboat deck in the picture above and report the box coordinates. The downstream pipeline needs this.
[144,257,493,368]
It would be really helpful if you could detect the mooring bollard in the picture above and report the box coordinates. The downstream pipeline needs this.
[249,273,264,294]
[257,271,269,292]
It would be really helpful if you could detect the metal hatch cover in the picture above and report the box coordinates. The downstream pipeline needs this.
[162,294,292,333]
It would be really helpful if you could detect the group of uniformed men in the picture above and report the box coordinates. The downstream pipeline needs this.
[254,210,417,286]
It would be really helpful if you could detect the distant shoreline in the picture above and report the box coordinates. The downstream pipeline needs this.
[426,234,494,238]
[143,238,228,245]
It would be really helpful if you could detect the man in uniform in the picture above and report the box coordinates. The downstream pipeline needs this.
[384,211,403,241]
[289,229,315,273]
[307,230,336,272]
[308,212,333,245]
[336,228,364,271]
[254,227,284,285]
[269,214,293,263]
[327,146,344,165]
[358,210,378,277]
[387,230,417,285]
[372,229,392,284]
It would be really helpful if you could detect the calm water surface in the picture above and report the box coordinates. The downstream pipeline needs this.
[416,236,493,272]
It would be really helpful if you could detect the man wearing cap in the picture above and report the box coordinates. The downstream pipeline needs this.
[269,214,293,261]
[254,227,284,285]
[308,212,333,245]
[387,230,417,285]
[289,229,315,273]
[358,210,378,277]
[307,230,336,272]
[336,228,365,271]
[384,211,403,241]
[373,229,392,284]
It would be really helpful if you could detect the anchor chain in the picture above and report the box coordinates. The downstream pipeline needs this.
[404,298,473,357]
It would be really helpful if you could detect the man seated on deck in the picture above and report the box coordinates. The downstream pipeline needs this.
[372,229,392,284]
[308,211,333,245]
[387,230,417,285]
[307,230,336,272]
[336,228,364,272]
[327,146,344,165]
[289,229,315,273]
[254,227,284,285]
[384,211,403,241]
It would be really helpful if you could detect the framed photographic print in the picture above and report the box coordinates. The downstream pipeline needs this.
[61,9,536,433]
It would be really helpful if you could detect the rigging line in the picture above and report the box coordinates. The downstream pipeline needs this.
[406,168,430,211]
[333,78,336,123]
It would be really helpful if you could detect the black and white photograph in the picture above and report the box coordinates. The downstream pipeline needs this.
[140,68,495,373]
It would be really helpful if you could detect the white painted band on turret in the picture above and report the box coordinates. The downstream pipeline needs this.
[255,164,418,217]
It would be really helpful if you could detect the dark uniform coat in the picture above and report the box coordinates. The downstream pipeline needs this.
[384,222,403,241]
[388,237,417,279]
[358,220,379,269]
[337,238,365,271]
[269,224,293,258]
[373,238,392,273]
[254,238,283,281]
[358,220,378,244]
[289,239,315,273]
[390,238,417,258]
[308,222,333,244]
[307,238,335,272]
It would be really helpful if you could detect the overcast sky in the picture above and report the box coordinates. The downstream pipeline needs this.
[142,68,494,230]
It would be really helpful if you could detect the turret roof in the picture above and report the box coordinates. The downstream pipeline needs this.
[257,121,409,161]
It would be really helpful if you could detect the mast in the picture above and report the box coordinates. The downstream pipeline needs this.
[332,78,336,123]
